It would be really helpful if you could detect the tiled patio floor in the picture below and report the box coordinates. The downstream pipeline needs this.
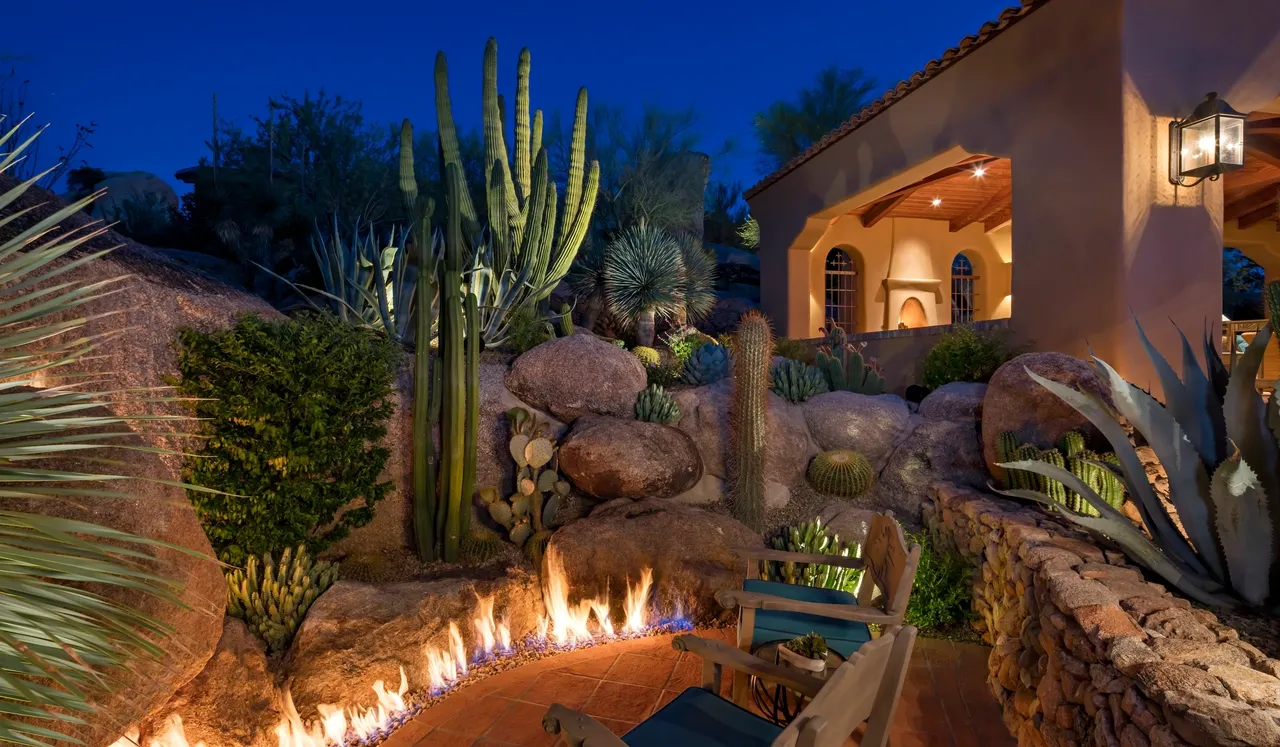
[383,630,1016,747]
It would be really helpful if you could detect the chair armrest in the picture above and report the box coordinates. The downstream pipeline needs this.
[543,704,629,747]
[715,589,901,626]
[672,634,824,699]
[734,547,864,570]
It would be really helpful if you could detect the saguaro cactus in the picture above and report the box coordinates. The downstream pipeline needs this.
[731,311,774,531]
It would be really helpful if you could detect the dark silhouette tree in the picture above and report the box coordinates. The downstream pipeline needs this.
[754,65,878,173]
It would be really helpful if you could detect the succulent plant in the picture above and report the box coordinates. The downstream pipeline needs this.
[479,407,571,554]
[995,297,1280,609]
[635,384,681,424]
[730,311,772,531]
[815,322,885,395]
[632,346,661,367]
[995,430,1124,517]
[770,359,829,403]
[784,632,829,660]
[226,545,339,653]
[682,342,730,386]
[764,517,861,592]
[460,532,507,565]
[664,325,716,362]
[806,450,874,497]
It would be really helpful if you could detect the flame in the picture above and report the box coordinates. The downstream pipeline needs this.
[118,559,670,747]
[109,729,140,747]
[624,568,654,633]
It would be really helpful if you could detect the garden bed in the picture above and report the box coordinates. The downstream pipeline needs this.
[926,481,1280,747]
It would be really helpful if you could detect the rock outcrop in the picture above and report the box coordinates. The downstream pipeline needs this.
[559,416,702,500]
[802,392,912,470]
[505,334,647,422]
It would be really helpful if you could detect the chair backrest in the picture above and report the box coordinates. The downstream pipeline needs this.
[773,626,918,747]
[856,511,921,620]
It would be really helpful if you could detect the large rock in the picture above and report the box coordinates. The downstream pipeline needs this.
[1,412,226,744]
[477,363,566,497]
[143,618,281,747]
[701,297,759,335]
[982,352,1112,478]
[918,382,987,421]
[284,570,542,714]
[802,392,912,471]
[89,170,180,221]
[673,379,816,487]
[506,334,646,422]
[551,500,763,624]
[872,417,987,522]
[559,416,702,500]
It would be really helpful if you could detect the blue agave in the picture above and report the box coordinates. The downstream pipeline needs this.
[682,342,730,386]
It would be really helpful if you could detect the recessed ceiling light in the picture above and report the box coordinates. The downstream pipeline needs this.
[931,197,942,207]
[973,166,986,178]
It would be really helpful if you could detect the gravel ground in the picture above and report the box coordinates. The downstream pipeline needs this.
[1209,606,1280,659]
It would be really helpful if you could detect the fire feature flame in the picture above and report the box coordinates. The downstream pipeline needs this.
[134,554,670,747]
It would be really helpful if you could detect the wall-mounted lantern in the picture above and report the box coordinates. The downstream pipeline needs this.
[1169,92,1246,187]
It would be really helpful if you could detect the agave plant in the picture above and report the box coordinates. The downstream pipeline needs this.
[996,308,1280,610]
[0,123,190,743]
[604,220,686,346]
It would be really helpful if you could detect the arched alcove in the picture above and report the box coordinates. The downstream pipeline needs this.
[899,298,928,328]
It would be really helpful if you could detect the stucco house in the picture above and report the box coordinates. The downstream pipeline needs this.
[746,0,1280,392]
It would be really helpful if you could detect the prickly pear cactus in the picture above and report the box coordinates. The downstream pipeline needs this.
[806,449,874,497]
[481,406,572,556]
[225,545,339,653]
[815,320,885,395]
[635,384,681,424]
[682,342,730,386]
[770,359,829,403]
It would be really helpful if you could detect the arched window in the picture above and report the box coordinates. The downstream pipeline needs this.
[825,248,858,334]
[951,253,976,324]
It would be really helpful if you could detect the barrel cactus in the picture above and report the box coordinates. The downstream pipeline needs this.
[683,342,730,386]
[226,545,339,653]
[770,359,829,403]
[635,384,681,424]
[632,346,661,367]
[764,517,861,592]
[806,450,874,497]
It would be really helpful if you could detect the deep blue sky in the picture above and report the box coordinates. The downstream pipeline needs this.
[11,0,1012,194]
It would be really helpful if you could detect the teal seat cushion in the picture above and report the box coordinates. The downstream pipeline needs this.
[743,579,871,658]
[622,686,782,747]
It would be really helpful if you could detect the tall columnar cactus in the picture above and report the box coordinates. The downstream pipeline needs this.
[557,303,574,337]
[225,545,339,653]
[730,311,773,531]
[435,38,600,347]
[815,323,885,395]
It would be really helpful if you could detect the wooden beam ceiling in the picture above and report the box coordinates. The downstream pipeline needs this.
[858,156,999,228]
[1225,185,1279,223]
[949,185,1012,232]
[1238,202,1277,230]
[1246,136,1280,170]
[860,192,911,228]
[983,206,1012,232]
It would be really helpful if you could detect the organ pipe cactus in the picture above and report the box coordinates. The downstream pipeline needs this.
[815,323,885,395]
[730,311,772,531]
[435,39,599,347]
[770,359,829,403]
[226,545,339,653]
[635,384,681,424]
[996,294,1280,610]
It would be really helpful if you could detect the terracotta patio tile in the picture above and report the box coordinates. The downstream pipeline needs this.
[411,728,476,746]
[561,653,618,678]
[597,717,638,737]
[414,693,481,729]
[582,681,662,722]
[652,688,681,714]
[888,728,950,747]
[483,700,559,747]
[665,659,702,691]
[605,652,677,688]
[516,671,601,708]
[436,695,513,738]
[630,636,683,660]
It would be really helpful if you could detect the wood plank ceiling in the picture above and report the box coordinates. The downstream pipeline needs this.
[848,114,1280,232]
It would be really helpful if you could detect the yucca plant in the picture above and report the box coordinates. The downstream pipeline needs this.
[604,220,686,346]
[996,306,1280,611]
[0,123,193,743]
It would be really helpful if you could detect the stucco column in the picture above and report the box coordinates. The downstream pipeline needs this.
[756,214,831,339]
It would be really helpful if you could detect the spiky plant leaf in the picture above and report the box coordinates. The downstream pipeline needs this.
[677,235,717,323]
[1210,448,1273,606]
[603,220,686,329]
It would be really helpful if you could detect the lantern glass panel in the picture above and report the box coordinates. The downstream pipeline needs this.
[1180,116,1218,176]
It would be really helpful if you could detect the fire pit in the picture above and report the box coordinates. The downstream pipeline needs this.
[124,546,692,747]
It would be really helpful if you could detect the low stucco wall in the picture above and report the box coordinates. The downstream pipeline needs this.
[925,482,1280,747]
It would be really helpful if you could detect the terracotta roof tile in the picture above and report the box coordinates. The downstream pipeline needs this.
[745,0,1052,200]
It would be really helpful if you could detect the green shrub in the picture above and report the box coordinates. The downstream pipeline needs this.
[505,305,555,354]
[905,530,975,631]
[774,337,815,364]
[175,313,400,564]
[664,325,713,363]
[646,360,684,388]
[921,325,1017,390]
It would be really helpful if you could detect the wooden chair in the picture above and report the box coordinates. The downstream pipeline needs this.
[715,511,921,706]
[542,627,918,747]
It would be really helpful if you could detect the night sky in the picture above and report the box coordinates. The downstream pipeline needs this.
[12,0,1013,193]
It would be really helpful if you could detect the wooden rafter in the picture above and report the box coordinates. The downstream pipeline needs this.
[861,192,911,228]
[857,155,998,227]
[1246,136,1280,170]
[983,206,1012,232]
[1238,202,1278,230]
[1225,166,1280,192]
[949,185,1012,233]
[1226,185,1279,223]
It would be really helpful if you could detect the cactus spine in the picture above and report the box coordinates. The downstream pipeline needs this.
[225,545,338,653]
[806,450,874,497]
[730,311,773,531]
[999,430,1126,516]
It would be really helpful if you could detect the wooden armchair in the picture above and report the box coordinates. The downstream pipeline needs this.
[542,627,917,747]
[715,511,921,705]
